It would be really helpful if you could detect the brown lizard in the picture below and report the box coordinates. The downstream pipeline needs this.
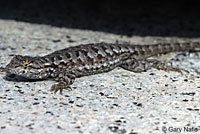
[0,42,199,94]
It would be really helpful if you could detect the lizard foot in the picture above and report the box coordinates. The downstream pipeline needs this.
[154,62,189,74]
[51,83,72,94]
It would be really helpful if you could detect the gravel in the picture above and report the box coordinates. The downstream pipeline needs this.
[0,19,200,134]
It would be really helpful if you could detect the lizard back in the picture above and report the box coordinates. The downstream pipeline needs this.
[43,42,200,77]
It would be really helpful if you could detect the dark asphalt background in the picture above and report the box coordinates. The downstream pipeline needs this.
[0,0,200,37]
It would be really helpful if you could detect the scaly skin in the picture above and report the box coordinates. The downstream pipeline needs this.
[1,42,200,94]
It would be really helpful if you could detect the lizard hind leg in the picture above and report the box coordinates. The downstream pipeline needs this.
[120,59,152,73]
[120,59,188,74]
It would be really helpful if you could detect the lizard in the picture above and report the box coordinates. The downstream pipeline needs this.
[0,42,199,94]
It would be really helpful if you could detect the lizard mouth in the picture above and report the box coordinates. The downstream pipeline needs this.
[5,72,43,82]
[0,67,41,80]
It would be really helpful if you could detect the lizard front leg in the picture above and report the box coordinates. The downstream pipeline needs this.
[51,71,76,94]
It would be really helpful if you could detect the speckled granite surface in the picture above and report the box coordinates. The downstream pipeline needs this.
[0,19,200,134]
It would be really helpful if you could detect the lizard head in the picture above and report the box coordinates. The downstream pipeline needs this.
[2,55,50,80]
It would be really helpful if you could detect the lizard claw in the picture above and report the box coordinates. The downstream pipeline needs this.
[167,66,189,75]
[164,62,189,74]
[50,83,72,94]
[51,84,65,94]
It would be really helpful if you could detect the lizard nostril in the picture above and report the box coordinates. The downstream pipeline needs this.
[0,67,7,72]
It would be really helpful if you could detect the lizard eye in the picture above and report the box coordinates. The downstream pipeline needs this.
[21,60,31,68]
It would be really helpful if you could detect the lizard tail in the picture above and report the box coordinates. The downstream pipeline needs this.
[131,42,200,59]
[153,42,200,53]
